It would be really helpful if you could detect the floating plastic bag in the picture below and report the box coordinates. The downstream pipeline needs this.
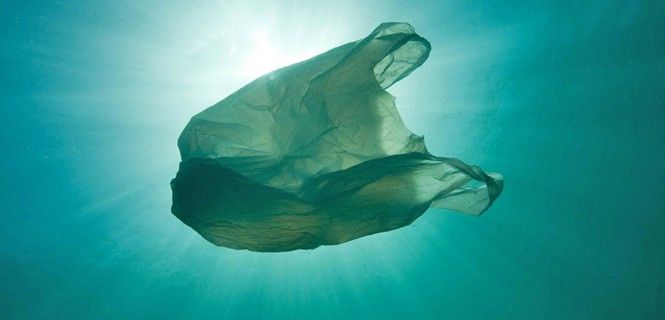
[171,22,503,252]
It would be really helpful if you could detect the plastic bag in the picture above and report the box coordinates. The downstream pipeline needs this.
[171,22,503,251]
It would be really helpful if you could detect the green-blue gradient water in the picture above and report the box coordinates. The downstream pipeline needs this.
[1,1,663,319]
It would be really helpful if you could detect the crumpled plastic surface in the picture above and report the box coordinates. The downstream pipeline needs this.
[171,22,503,252]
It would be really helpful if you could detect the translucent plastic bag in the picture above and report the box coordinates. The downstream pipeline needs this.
[171,22,503,252]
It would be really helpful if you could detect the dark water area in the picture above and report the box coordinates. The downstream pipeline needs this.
[1,1,663,319]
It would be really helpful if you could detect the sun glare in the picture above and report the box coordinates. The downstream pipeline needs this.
[242,31,278,78]
[240,29,319,79]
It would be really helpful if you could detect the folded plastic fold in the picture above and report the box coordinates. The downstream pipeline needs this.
[171,22,503,252]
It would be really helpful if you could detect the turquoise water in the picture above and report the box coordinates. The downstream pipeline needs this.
[1,1,663,319]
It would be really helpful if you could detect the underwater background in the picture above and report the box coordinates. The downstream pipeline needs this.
[1,1,663,319]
